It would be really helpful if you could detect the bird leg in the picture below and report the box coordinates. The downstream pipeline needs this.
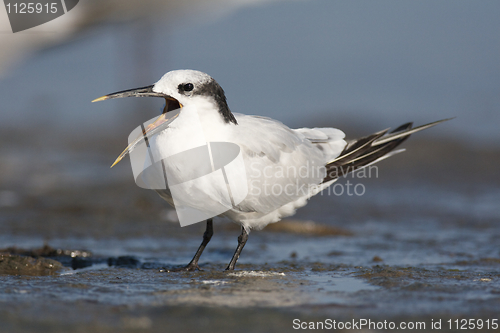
[172,219,213,271]
[225,227,249,271]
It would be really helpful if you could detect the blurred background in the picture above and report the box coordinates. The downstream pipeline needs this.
[1,0,499,252]
[1,0,499,257]
[1,0,499,141]
[1,0,500,331]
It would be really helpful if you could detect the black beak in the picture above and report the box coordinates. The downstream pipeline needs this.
[92,85,167,102]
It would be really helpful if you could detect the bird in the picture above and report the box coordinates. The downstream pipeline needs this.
[93,69,450,271]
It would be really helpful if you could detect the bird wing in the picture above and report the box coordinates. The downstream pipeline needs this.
[224,115,345,225]
[294,127,347,162]
[222,116,451,229]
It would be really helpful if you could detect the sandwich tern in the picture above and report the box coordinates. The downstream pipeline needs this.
[93,69,450,271]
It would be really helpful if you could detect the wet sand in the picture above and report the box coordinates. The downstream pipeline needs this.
[1,132,499,332]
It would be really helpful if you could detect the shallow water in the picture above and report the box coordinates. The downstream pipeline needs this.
[1,126,500,332]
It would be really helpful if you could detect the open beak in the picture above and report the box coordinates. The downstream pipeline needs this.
[92,85,182,168]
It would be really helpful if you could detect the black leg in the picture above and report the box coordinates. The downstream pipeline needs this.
[225,227,249,271]
[172,218,213,271]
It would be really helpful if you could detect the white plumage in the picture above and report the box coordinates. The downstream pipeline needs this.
[94,69,450,270]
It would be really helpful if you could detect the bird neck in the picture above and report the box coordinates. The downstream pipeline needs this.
[213,93,237,125]
[185,96,237,126]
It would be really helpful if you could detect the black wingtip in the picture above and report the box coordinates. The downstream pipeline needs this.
[322,118,453,183]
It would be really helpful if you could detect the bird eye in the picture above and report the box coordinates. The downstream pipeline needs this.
[183,83,194,92]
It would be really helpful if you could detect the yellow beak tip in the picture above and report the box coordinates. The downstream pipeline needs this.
[92,96,108,103]
[110,156,124,168]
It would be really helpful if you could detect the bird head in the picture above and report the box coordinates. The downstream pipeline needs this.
[92,69,237,167]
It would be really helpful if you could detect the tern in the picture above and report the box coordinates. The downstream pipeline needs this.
[93,69,450,271]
